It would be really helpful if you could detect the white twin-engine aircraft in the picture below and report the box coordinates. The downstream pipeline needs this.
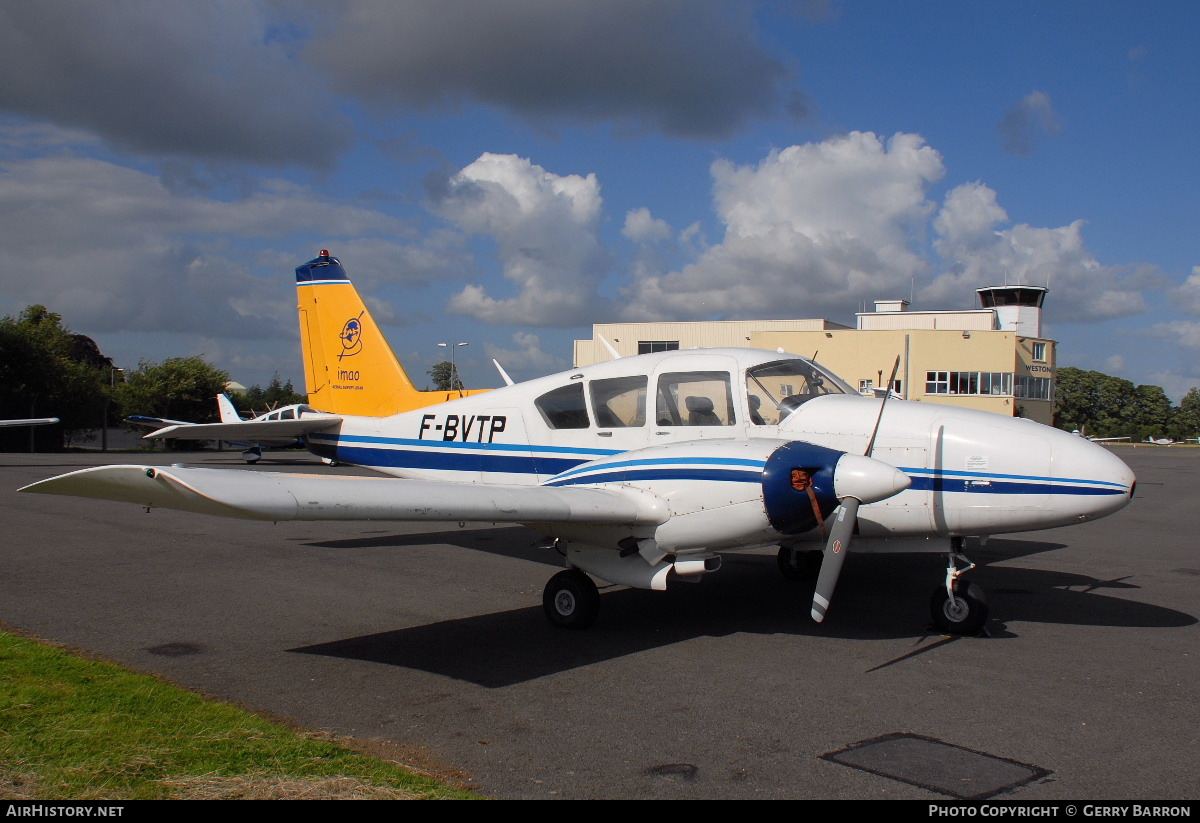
[21,252,1137,635]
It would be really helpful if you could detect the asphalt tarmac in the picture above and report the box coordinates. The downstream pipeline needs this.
[2,447,1196,799]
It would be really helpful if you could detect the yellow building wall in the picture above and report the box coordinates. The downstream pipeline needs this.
[749,329,1056,425]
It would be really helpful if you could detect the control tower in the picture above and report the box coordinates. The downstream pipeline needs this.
[976,286,1047,338]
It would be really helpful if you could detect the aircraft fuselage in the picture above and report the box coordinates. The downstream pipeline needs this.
[305,348,1134,553]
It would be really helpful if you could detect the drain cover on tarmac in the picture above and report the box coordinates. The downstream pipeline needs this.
[821,733,1051,799]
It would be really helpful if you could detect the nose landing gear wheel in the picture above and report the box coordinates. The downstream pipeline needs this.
[930,580,988,635]
[543,569,600,629]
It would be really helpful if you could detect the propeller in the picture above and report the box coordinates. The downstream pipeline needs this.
[811,355,904,623]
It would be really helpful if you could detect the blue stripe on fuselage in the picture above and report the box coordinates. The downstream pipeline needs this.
[546,467,764,486]
[311,434,1128,496]
[899,466,1128,491]
[902,473,1126,496]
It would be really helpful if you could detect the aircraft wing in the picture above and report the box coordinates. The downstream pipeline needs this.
[0,417,59,428]
[19,465,668,526]
[143,418,341,440]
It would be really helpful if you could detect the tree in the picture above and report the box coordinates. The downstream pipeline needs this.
[117,357,230,441]
[1171,387,1200,440]
[1054,366,1181,439]
[237,372,306,415]
[427,360,463,392]
[0,305,114,451]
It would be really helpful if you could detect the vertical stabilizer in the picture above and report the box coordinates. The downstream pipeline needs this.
[216,394,244,423]
[295,251,488,417]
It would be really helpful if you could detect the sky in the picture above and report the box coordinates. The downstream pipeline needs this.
[1,1,1199,401]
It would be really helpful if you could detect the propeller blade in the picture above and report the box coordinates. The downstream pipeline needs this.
[812,357,901,624]
[811,496,860,623]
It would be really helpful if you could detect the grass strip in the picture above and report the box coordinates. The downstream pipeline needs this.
[0,630,481,799]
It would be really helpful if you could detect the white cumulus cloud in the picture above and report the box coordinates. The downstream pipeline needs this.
[925,181,1156,320]
[621,132,945,320]
[433,153,611,326]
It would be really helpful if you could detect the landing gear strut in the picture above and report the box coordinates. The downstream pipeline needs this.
[930,549,988,635]
[543,569,600,629]
[777,545,822,581]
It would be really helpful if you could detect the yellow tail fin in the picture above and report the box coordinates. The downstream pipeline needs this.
[295,251,488,416]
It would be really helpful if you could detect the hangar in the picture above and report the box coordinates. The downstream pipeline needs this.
[574,286,1056,425]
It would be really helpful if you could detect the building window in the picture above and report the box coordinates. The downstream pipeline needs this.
[1032,342,1047,362]
[1015,376,1054,401]
[925,371,1013,396]
[858,379,874,395]
[638,340,680,354]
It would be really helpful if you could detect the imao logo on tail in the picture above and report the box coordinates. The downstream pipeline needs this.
[338,312,364,359]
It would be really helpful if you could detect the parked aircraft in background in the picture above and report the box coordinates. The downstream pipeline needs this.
[22,252,1137,636]
[1071,429,1131,443]
[1143,436,1177,445]
[127,397,332,464]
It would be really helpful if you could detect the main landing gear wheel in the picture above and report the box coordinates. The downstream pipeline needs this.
[777,546,822,581]
[930,580,989,635]
[543,569,600,629]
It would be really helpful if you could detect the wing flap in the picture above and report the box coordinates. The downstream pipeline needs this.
[144,417,340,440]
[20,465,668,526]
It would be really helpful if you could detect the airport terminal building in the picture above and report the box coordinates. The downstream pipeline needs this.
[574,286,1056,425]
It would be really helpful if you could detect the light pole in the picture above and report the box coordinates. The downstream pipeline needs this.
[102,366,124,452]
[437,342,468,394]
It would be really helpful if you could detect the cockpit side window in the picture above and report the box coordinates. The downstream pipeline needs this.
[656,371,734,426]
[746,359,851,424]
[590,376,647,428]
[535,383,591,430]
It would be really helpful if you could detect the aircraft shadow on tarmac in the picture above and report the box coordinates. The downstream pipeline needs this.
[290,537,1196,689]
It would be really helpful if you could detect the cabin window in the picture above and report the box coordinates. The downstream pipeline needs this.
[535,383,591,429]
[656,371,734,426]
[590,376,647,428]
[280,407,296,420]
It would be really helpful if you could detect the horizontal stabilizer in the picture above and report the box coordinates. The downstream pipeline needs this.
[125,415,192,429]
[144,417,340,441]
[20,465,669,525]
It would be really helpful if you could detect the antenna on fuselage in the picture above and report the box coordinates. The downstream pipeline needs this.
[598,334,621,360]
[493,359,515,387]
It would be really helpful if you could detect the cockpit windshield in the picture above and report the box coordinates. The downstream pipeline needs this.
[745,359,855,425]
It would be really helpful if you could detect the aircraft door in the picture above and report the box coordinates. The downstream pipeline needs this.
[588,374,651,454]
[650,355,741,444]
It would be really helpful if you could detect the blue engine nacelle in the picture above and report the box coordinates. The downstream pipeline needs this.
[760,440,846,536]
[543,438,909,554]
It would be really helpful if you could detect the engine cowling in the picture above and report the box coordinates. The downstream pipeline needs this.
[543,438,909,553]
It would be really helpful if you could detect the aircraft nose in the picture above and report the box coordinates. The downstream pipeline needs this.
[1052,433,1136,522]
